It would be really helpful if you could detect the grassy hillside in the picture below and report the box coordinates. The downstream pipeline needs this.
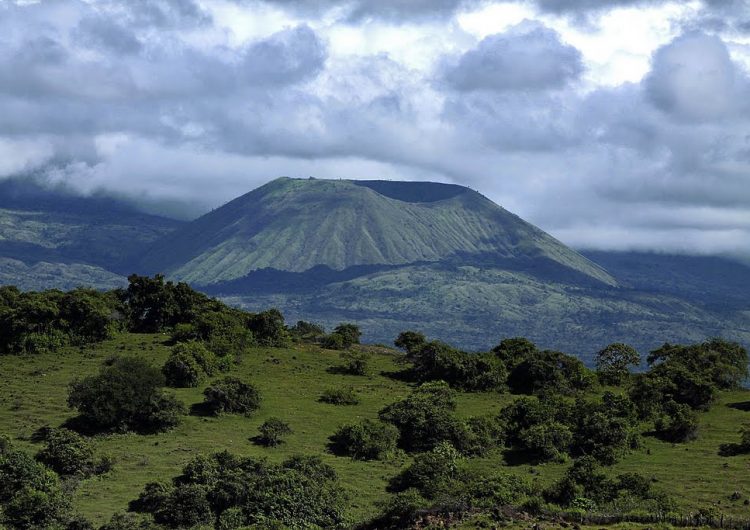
[1,332,749,526]
[136,178,615,286]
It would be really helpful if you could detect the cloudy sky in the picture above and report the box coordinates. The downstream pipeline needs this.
[1,0,749,256]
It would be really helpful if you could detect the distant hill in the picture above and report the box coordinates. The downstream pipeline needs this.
[136,177,616,286]
[0,178,183,289]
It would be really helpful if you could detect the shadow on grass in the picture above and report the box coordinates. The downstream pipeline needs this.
[59,415,113,436]
[727,401,750,411]
[188,402,216,417]
[502,448,555,466]
[380,368,417,383]
[326,365,361,376]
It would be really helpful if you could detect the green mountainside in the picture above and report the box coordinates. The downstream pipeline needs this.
[136,178,616,286]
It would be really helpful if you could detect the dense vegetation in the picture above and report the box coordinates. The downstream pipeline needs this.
[0,277,748,529]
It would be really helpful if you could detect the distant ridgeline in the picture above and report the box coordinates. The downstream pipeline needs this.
[0,176,749,357]
[1,275,749,528]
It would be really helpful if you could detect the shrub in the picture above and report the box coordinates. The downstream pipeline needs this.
[35,428,95,477]
[458,470,533,508]
[453,416,505,457]
[492,337,538,369]
[655,401,699,442]
[338,350,370,375]
[518,422,573,463]
[332,323,361,347]
[256,418,293,447]
[330,419,400,460]
[100,512,159,530]
[319,386,359,405]
[163,341,224,388]
[288,320,325,342]
[202,377,261,416]
[321,333,346,350]
[162,350,202,388]
[132,452,347,529]
[68,356,185,433]
[379,381,464,453]
[507,350,593,395]
[389,442,462,499]
[719,427,750,456]
[372,489,427,529]
[247,309,289,347]
[410,341,507,391]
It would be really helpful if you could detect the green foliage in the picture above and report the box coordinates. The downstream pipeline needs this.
[409,340,507,392]
[247,309,289,347]
[132,452,347,529]
[457,470,534,509]
[492,336,538,369]
[256,417,293,447]
[648,339,749,390]
[390,441,462,499]
[319,386,360,405]
[0,440,72,529]
[379,381,461,452]
[596,343,640,385]
[394,330,427,356]
[507,349,594,395]
[655,401,699,443]
[68,356,185,433]
[330,419,400,460]
[288,320,325,342]
[0,287,118,356]
[371,489,427,530]
[518,422,573,463]
[162,341,224,388]
[123,274,206,333]
[333,323,362,347]
[100,512,158,530]
[337,350,370,375]
[35,428,96,477]
[202,377,261,416]
[321,332,346,350]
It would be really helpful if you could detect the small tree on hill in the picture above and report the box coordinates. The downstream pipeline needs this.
[256,418,293,447]
[595,343,640,385]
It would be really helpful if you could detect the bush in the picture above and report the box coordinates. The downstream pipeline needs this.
[247,309,289,347]
[330,419,400,460]
[410,341,506,391]
[379,381,462,452]
[68,357,185,433]
[132,453,347,529]
[389,442,462,499]
[256,418,292,447]
[35,428,95,477]
[518,422,573,463]
[492,337,538,370]
[319,386,359,405]
[100,512,159,530]
[332,323,361,347]
[507,350,593,395]
[453,416,505,457]
[163,341,225,388]
[655,401,699,442]
[338,350,370,375]
[458,470,533,508]
[202,377,261,416]
[321,333,346,350]
[372,489,427,529]
[719,427,750,456]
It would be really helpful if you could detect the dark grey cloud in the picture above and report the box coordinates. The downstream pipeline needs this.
[74,16,143,54]
[441,22,583,92]
[241,26,327,86]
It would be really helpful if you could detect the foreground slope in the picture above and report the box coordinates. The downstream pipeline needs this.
[136,177,616,286]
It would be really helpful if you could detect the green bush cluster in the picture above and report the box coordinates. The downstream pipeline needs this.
[255,417,293,447]
[162,341,228,388]
[319,386,360,405]
[34,428,112,478]
[202,377,261,416]
[379,381,504,456]
[330,419,400,460]
[68,356,185,433]
[130,452,347,529]
[322,323,362,350]
[0,286,119,355]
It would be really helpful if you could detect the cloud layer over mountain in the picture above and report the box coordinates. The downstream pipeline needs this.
[0,0,748,254]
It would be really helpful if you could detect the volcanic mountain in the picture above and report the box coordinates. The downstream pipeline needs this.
[136,177,616,287]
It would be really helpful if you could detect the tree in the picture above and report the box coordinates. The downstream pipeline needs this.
[654,401,699,443]
[394,331,426,356]
[68,357,185,433]
[202,377,261,416]
[256,418,293,447]
[333,323,361,346]
[492,337,538,369]
[389,442,462,499]
[247,309,289,347]
[163,341,224,388]
[507,350,593,395]
[595,343,640,385]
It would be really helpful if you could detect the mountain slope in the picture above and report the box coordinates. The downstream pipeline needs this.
[137,177,616,286]
[0,178,183,288]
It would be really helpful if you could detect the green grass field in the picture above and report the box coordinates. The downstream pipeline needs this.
[0,333,749,526]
